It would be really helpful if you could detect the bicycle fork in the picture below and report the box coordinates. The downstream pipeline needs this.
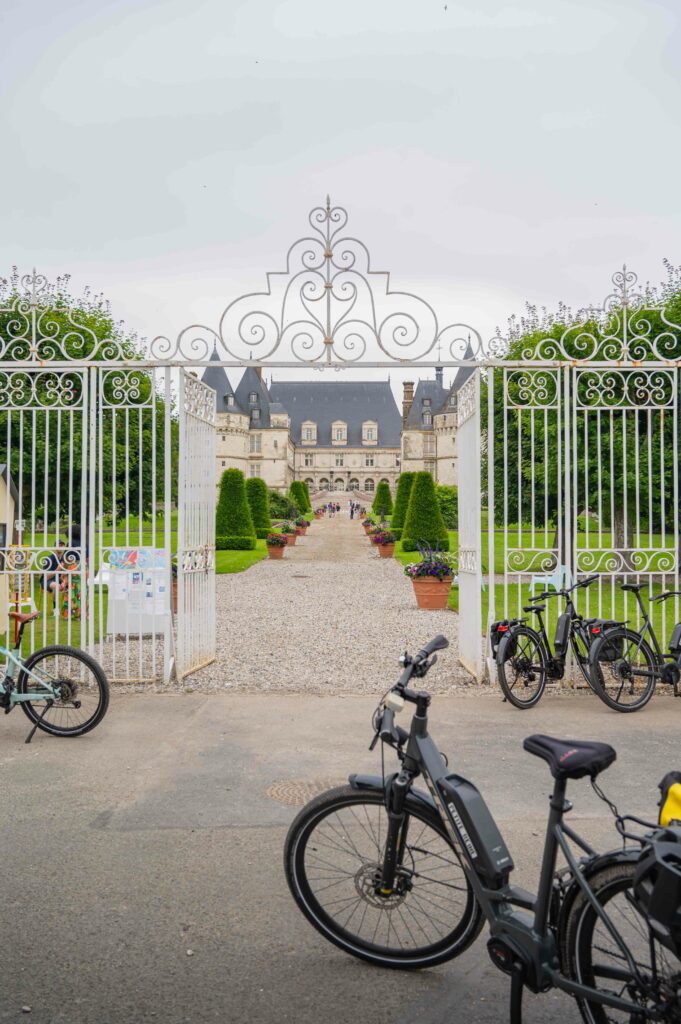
[378,770,412,895]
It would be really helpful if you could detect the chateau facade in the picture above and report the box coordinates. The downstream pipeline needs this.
[202,353,474,494]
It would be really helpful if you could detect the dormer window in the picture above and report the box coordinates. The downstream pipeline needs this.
[423,411,432,426]
[362,419,377,445]
[302,420,317,445]
[252,409,260,421]
[226,394,234,407]
[249,391,258,404]
[332,420,347,445]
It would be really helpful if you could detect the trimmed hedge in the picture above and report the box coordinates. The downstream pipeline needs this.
[300,480,312,512]
[372,479,393,517]
[216,535,257,551]
[255,528,270,540]
[216,468,256,544]
[436,484,458,530]
[289,480,311,513]
[269,488,290,519]
[401,471,449,552]
[390,472,415,532]
[246,477,272,536]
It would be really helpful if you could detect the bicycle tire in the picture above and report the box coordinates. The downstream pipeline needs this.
[18,645,110,736]
[562,859,678,1024]
[496,625,547,709]
[284,785,483,969]
[589,628,657,713]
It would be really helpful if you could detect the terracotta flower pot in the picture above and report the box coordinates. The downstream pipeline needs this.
[411,577,453,610]
[376,543,395,558]
[267,545,285,559]
[285,534,297,546]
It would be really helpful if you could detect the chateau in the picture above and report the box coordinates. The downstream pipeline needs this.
[202,350,474,494]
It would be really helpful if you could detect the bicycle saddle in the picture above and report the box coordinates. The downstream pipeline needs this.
[523,734,616,781]
[523,605,545,613]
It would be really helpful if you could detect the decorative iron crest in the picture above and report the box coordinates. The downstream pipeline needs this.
[149,198,506,366]
[0,270,127,363]
[516,266,681,363]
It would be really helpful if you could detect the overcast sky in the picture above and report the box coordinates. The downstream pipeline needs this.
[1,0,679,392]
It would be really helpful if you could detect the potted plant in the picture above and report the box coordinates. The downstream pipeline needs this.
[362,518,374,535]
[265,533,288,559]
[281,522,297,546]
[404,546,456,610]
[295,515,308,536]
[371,529,397,559]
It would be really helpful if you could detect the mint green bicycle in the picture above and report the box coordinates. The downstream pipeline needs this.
[0,611,109,743]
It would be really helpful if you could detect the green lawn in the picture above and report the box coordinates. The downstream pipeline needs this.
[215,541,268,574]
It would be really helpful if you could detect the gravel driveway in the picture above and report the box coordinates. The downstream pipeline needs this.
[194,510,468,693]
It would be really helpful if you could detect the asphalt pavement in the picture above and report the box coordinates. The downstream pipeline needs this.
[0,688,678,1023]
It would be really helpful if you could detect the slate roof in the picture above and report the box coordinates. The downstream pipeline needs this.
[405,378,449,428]
[234,367,276,428]
[268,381,402,448]
[201,351,240,412]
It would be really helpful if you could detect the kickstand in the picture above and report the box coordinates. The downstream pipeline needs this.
[25,700,53,745]
[509,966,524,1024]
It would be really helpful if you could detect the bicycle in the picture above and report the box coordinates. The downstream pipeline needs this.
[285,635,681,1023]
[588,583,681,713]
[490,574,611,709]
[0,610,110,743]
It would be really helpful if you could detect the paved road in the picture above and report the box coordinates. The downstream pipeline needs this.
[1,689,677,1024]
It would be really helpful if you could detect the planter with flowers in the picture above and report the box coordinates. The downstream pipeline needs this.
[362,518,374,535]
[295,516,308,536]
[266,533,288,559]
[404,547,457,610]
[281,522,297,546]
[371,530,397,559]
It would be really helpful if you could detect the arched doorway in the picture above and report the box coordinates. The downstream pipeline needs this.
[349,478,359,491]
[334,478,345,491]
[364,478,375,493]
[319,477,329,491]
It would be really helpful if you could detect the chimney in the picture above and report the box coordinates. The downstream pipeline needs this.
[435,366,443,388]
[402,381,414,423]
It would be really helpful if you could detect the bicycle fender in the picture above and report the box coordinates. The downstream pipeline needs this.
[348,774,437,814]
[557,846,642,958]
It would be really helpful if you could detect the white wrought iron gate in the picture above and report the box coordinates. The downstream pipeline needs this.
[176,370,216,678]
[457,371,483,680]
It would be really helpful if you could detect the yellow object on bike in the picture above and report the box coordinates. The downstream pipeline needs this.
[658,771,681,827]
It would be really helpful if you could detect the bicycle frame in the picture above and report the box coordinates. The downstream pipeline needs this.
[0,643,59,707]
[372,702,654,1017]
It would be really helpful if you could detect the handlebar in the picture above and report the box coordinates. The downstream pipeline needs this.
[652,590,681,604]
[414,635,449,661]
[529,575,599,602]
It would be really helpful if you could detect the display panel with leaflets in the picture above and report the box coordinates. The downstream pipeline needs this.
[104,548,170,636]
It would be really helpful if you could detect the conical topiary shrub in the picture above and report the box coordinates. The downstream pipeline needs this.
[401,471,449,552]
[372,479,393,518]
[289,480,310,515]
[390,472,415,540]
[300,479,312,513]
[216,468,256,550]
[246,477,272,539]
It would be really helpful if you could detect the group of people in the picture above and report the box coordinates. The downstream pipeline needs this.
[326,501,342,518]
[323,499,365,520]
[348,500,362,520]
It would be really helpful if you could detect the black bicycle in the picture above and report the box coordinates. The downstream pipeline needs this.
[285,636,681,1023]
[490,575,610,709]
[588,584,681,713]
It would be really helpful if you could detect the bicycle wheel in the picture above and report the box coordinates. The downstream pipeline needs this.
[284,785,483,969]
[497,626,547,709]
[589,629,657,713]
[562,859,680,1024]
[18,645,109,737]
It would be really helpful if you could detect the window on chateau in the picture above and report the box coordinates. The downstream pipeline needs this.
[221,435,226,442]
[250,433,262,453]
[227,395,234,406]
[365,455,374,467]
[249,464,262,477]
[336,429,343,441]
[221,460,226,467]
[304,453,313,467]
[305,428,313,441]
[423,411,432,426]
[424,435,435,457]
[336,455,344,467]
[367,429,374,440]
[249,392,258,404]
[252,409,260,421]
[423,398,431,407]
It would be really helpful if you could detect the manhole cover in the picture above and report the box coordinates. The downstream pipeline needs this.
[266,778,345,806]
